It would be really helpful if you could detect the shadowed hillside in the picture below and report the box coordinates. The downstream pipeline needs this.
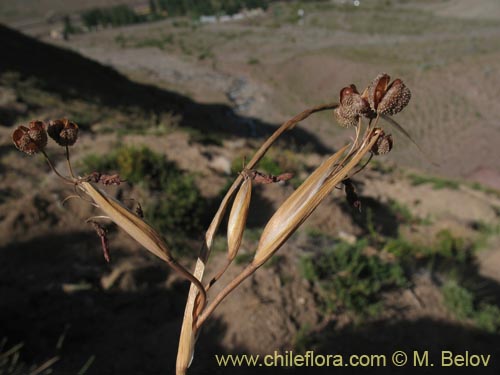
[0,24,331,153]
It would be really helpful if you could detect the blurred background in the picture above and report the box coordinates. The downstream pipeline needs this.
[1,0,500,374]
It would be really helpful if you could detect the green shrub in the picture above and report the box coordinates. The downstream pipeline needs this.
[81,146,206,236]
[407,173,460,190]
[442,280,475,320]
[475,304,500,333]
[442,280,500,333]
[300,239,407,316]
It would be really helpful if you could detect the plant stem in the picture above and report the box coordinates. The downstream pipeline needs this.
[195,264,257,330]
[176,103,339,374]
[201,103,339,273]
[65,145,76,179]
[205,259,232,291]
[42,151,74,184]
[168,259,207,320]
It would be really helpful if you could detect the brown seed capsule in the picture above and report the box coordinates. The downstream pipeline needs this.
[48,118,79,146]
[371,133,393,155]
[377,79,411,116]
[333,106,359,128]
[12,121,48,155]
[365,73,391,112]
[341,85,372,116]
[334,85,374,127]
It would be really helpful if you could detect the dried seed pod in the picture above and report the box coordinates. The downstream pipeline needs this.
[79,181,173,263]
[28,121,48,149]
[334,85,373,127]
[12,121,47,155]
[48,118,79,146]
[377,79,411,115]
[371,133,393,155]
[227,177,252,261]
[341,85,371,116]
[333,106,359,128]
[366,73,390,112]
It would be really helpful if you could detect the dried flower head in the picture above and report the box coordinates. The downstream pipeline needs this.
[47,118,79,146]
[371,132,393,155]
[334,85,374,127]
[12,121,48,155]
[365,73,391,112]
[365,74,411,115]
[333,106,359,128]
[377,79,411,116]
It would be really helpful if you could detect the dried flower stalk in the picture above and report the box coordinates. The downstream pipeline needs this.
[11,73,414,375]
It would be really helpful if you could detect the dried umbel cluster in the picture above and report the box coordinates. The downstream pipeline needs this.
[12,121,48,155]
[333,73,411,128]
[12,74,413,375]
[12,118,79,155]
[47,118,79,146]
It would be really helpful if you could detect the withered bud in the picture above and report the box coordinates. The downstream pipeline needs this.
[371,132,393,155]
[48,118,79,146]
[377,79,411,116]
[99,174,123,186]
[90,221,110,263]
[135,203,144,218]
[83,172,123,185]
[343,179,361,212]
[12,121,48,155]
[248,170,294,184]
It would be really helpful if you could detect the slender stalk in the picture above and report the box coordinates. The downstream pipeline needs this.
[195,264,257,330]
[201,103,339,274]
[195,129,382,330]
[65,145,76,179]
[176,103,339,375]
[167,259,207,319]
[205,259,232,291]
[42,151,74,184]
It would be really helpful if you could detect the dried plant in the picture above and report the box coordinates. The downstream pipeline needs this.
[12,74,412,374]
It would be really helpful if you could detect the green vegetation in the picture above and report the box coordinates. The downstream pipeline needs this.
[294,324,313,353]
[247,57,260,65]
[407,173,460,190]
[230,149,305,188]
[300,224,491,320]
[471,221,500,252]
[231,155,281,175]
[442,280,500,333]
[156,0,270,17]
[81,5,146,29]
[469,182,500,199]
[384,229,472,271]
[235,251,253,265]
[81,146,207,238]
[387,199,414,223]
[300,239,407,317]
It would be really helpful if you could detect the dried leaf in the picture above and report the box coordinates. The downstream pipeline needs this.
[227,177,252,260]
[79,182,172,262]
